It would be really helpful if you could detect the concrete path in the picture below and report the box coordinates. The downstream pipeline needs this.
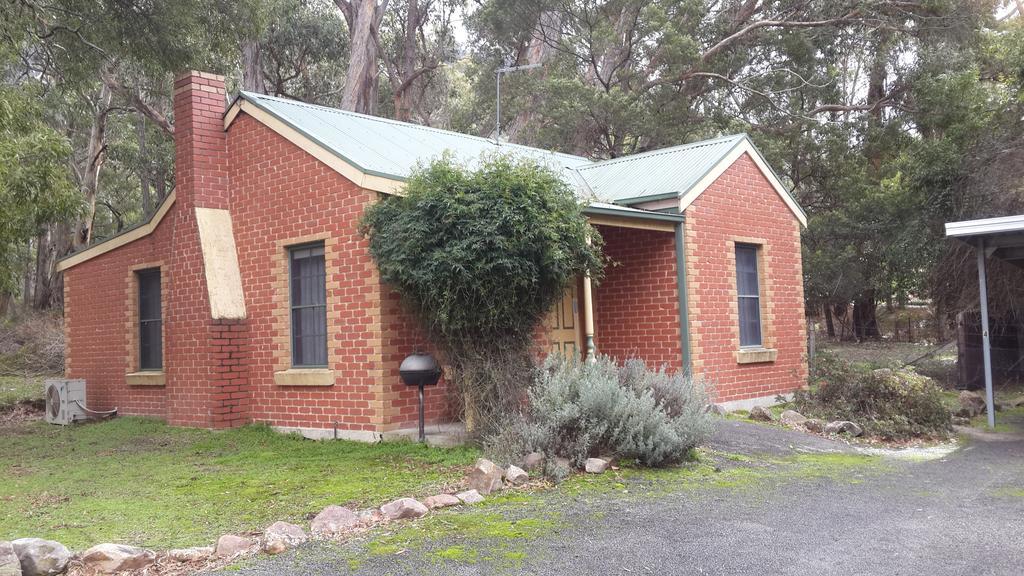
[215,419,1024,576]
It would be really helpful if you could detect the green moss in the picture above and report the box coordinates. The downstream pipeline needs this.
[432,545,479,563]
[992,487,1024,498]
[0,417,479,548]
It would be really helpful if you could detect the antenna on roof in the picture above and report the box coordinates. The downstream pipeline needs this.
[495,63,542,146]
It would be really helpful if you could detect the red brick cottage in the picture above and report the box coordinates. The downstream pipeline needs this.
[57,71,808,439]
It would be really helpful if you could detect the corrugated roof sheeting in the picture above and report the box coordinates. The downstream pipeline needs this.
[236,93,775,210]
[240,92,589,182]
[574,134,745,203]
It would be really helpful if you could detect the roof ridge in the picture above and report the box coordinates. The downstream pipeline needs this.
[240,91,589,164]
[576,133,747,171]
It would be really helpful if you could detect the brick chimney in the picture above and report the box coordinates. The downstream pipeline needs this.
[173,71,229,210]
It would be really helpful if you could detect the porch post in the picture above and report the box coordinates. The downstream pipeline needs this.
[583,273,596,362]
[976,237,996,429]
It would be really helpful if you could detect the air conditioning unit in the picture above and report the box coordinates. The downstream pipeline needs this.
[45,379,88,425]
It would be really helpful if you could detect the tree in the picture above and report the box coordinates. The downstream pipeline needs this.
[0,82,80,310]
[360,154,604,435]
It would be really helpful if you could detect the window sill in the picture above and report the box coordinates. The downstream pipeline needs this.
[126,371,166,386]
[736,348,778,364]
[274,368,335,387]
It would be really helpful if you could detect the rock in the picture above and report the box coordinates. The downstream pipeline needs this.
[803,418,825,433]
[707,404,728,416]
[215,535,255,558]
[952,416,971,426]
[584,458,610,474]
[505,465,529,486]
[521,452,545,471]
[749,405,775,422]
[80,544,156,573]
[455,489,484,504]
[468,458,504,494]
[310,505,360,536]
[1009,395,1024,408]
[263,521,307,553]
[167,547,214,563]
[824,420,863,437]
[263,540,288,555]
[11,539,71,576]
[380,497,429,520]
[0,542,20,576]
[779,410,807,426]
[423,494,461,509]
[358,509,383,526]
[959,390,987,418]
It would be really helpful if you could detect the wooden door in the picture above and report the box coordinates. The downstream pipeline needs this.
[547,283,581,358]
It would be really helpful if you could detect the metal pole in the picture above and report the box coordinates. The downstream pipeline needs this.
[418,382,426,442]
[977,237,996,429]
[495,71,501,145]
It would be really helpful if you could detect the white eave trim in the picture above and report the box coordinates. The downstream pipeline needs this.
[678,139,808,228]
[224,99,405,195]
[945,215,1024,238]
[56,191,177,272]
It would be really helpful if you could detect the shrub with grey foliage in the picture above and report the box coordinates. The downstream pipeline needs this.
[487,355,715,470]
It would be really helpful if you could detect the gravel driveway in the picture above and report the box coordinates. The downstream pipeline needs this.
[215,420,1024,576]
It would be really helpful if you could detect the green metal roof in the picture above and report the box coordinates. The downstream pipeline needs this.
[235,93,802,218]
[574,134,747,204]
[238,92,590,181]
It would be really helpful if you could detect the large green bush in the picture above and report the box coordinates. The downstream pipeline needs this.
[794,351,952,440]
[487,355,715,473]
[360,154,604,435]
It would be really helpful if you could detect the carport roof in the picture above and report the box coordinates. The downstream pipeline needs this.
[945,215,1024,267]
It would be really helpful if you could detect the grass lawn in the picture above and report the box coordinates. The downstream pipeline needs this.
[0,374,48,407]
[0,417,479,550]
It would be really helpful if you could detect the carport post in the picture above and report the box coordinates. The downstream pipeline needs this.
[976,237,996,429]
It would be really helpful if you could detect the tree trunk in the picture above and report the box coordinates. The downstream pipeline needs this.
[32,227,56,309]
[241,38,268,94]
[852,291,880,341]
[824,303,836,339]
[137,110,152,215]
[72,82,113,251]
[338,0,386,114]
[389,0,423,122]
[502,11,560,143]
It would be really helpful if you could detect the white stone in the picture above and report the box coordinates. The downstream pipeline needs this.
[824,420,863,437]
[468,458,504,494]
[505,465,529,486]
[0,542,20,576]
[423,494,461,509]
[168,546,214,563]
[585,458,610,474]
[80,543,156,574]
[215,534,255,558]
[779,410,808,426]
[10,539,71,576]
[310,505,360,536]
[380,497,429,520]
[455,489,484,504]
[264,521,307,546]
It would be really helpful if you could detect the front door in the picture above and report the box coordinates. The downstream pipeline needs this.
[547,282,581,358]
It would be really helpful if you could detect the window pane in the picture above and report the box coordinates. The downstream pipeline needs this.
[738,298,762,347]
[138,269,162,370]
[290,243,327,367]
[140,321,162,369]
[138,270,161,321]
[736,246,759,297]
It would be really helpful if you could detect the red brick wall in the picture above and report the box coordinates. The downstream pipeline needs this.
[228,112,386,434]
[593,225,683,369]
[684,152,808,402]
[64,227,173,417]
[381,289,451,430]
